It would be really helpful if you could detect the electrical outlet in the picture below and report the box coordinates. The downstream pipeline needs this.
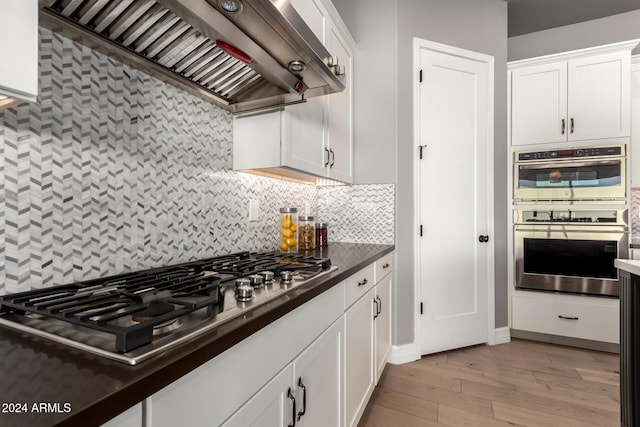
[249,200,260,222]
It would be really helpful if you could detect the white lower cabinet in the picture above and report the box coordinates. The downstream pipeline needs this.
[345,287,375,427]
[374,273,392,383]
[344,252,393,427]
[511,293,619,344]
[223,318,343,427]
[100,403,142,427]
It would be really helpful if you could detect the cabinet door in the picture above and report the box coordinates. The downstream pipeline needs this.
[0,0,38,103]
[629,60,639,187]
[282,98,327,177]
[295,318,343,427]
[101,403,142,427]
[222,365,294,427]
[288,0,327,45]
[344,288,375,427]
[325,23,354,183]
[511,62,567,146]
[374,275,392,384]
[568,51,631,141]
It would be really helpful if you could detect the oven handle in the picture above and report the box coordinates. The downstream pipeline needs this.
[516,159,622,169]
[514,226,628,233]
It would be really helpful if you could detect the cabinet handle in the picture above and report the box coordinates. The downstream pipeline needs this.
[558,315,579,320]
[382,263,390,269]
[324,148,330,167]
[377,296,382,316]
[373,297,379,319]
[329,149,335,167]
[358,278,368,287]
[570,118,574,134]
[287,388,296,427]
[297,377,307,421]
[478,235,489,243]
[561,118,565,135]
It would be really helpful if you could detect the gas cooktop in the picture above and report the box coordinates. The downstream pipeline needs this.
[0,252,336,365]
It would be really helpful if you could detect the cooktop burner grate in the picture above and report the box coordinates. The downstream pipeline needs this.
[0,251,332,357]
[0,267,223,352]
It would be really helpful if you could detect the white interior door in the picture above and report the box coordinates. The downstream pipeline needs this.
[416,41,493,355]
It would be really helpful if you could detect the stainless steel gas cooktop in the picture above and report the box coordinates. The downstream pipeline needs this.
[0,252,336,365]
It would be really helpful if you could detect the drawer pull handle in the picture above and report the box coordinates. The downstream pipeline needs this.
[288,387,296,427]
[297,377,306,421]
[382,263,390,269]
[358,278,368,287]
[558,315,579,320]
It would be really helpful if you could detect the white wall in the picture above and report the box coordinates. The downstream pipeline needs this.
[335,0,398,185]
[509,9,640,61]
[333,0,508,346]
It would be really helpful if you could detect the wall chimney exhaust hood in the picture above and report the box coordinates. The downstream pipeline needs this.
[38,0,346,113]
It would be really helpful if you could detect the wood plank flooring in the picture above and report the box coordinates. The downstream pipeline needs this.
[358,339,620,427]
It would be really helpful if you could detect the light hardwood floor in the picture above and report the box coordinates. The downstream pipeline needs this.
[358,339,620,427]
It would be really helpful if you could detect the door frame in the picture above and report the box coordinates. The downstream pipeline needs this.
[412,38,496,356]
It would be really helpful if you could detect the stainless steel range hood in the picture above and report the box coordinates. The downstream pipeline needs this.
[38,0,345,113]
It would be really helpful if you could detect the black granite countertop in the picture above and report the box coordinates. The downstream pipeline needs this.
[0,243,394,427]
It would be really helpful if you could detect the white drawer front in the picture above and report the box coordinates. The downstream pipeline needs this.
[512,295,619,344]
[345,264,375,308]
[375,252,393,282]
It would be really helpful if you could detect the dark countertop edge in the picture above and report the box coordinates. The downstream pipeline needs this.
[56,243,395,426]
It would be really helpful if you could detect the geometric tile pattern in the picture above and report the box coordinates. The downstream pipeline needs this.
[317,184,395,244]
[0,28,395,295]
[632,188,640,238]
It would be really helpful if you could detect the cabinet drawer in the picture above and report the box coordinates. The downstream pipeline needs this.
[345,264,375,308]
[512,294,619,344]
[375,253,393,282]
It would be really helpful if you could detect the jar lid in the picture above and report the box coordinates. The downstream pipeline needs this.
[299,216,315,221]
[280,207,298,213]
[316,222,329,227]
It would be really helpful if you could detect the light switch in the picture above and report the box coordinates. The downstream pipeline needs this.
[249,200,260,222]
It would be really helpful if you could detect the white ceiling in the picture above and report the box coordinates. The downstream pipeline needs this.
[508,0,640,37]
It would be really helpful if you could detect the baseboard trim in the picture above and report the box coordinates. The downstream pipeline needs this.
[492,326,511,345]
[387,342,420,365]
[510,329,619,353]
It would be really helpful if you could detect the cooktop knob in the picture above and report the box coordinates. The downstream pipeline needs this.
[281,271,294,284]
[234,280,254,302]
[248,274,264,288]
[259,271,275,284]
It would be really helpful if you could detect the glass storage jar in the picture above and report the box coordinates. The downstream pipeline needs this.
[298,216,316,250]
[316,222,328,247]
[279,207,298,253]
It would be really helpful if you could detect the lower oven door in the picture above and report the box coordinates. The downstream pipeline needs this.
[515,225,629,297]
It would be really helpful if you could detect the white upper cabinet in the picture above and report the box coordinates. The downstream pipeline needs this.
[631,57,640,188]
[325,23,353,183]
[0,0,38,106]
[233,0,354,184]
[510,41,638,146]
[511,62,568,145]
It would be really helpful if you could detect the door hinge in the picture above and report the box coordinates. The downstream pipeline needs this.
[420,302,423,315]
[419,69,423,83]
[420,225,423,236]
[419,145,427,159]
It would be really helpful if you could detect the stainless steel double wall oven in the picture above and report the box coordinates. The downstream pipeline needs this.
[513,144,629,297]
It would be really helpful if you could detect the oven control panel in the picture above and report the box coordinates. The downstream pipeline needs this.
[517,145,623,161]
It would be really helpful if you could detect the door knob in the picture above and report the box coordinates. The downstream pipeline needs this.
[478,235,489,243]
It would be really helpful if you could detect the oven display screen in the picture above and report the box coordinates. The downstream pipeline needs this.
[523,238,617,279]
[518,162,621,189]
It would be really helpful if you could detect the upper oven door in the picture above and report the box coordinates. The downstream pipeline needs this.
[513,150,626,204]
